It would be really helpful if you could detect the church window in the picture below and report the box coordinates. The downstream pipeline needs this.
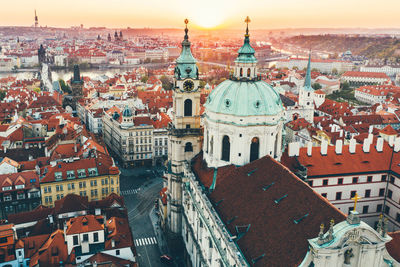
[206,131,209,153]
[184,99,192,116]
[221,135,230,162]
[210,136,214,156]
[250,137,259,162]
[388,189,393,199]
[362,205,369,214]
[185,142,193,152]
[379,188,385,196]
[247,68,251,77]
[307,92,310,97]
[385,206,390,215]
[377,204,382,212]
[240,68,243,77]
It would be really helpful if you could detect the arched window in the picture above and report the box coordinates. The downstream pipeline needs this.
[185,142,193,152]
[240,68,243,77]
[210,136,214,156]
[247,68,251,77]
[221,135,230,161]
[250,137,259,162]
[184,99,192,116]
[206,131,209,153]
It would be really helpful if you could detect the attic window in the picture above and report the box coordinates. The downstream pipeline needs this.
[274,194,288,204]
[88,168,98,176]
[54,172,62,181]
[225,99,231,108]
[305,164,313,167]
[247,169,257,176]
[77,169,86,178]
[66,170,75,179]
[293,213,309,224]
[334,162,342,165]
[254,100,261,109]
[361,160,369,164]
[262,182,275,191]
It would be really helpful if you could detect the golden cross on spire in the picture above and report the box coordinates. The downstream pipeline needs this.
[351,193,362,211]
[245,16,251,37]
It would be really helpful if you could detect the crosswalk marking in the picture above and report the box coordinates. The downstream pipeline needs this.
[120,188,141,196]
[134,237,158,247]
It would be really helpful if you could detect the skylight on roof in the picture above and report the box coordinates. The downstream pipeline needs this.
[274,194,288,204]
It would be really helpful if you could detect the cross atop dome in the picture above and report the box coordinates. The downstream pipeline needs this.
[184,18,189,40]
[245,16,251,37]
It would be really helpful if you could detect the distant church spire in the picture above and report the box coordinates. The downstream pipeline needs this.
[34,9,39,28]
[304,51,312,89]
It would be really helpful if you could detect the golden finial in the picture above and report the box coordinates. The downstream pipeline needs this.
[351,193,362,211]
[245,16,251,37]
[184,18,189,26]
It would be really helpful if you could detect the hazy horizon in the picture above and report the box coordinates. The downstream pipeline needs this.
[1,0,400,30]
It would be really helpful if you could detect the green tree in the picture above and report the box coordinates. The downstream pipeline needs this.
[160,75,173,90]
[141,76,149,83]
[312,83,322,90]
[340,81,350,91]
[0,90,6,101]
[59,79,71,94]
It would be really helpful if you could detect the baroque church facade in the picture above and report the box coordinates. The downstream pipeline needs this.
[165,19,400,267]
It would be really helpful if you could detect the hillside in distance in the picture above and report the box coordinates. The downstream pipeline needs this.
[284,35,400,60]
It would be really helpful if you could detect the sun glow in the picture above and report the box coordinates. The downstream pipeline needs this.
[187,0,238,29]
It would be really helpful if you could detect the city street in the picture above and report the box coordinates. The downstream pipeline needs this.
[119,165,169,267]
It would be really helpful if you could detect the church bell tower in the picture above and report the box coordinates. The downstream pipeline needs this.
[167,19,202,235]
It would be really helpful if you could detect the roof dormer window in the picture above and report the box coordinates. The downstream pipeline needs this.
[77,169,86,178]
[88,168,98,177]
[54,172,63,181]
[66,170,75,179]
[2,186,12,191]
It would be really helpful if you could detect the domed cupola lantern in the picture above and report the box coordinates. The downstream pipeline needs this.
[121,105,134,128]
[202,17,285,168]
[232,16,260,81]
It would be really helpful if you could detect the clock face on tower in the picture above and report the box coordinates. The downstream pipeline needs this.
[183,80,194,92]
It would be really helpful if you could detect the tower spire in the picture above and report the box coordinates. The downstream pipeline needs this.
[304,50,312,88]
[184,18,189,40]
[175,18,198,80]
[245,16,251,37]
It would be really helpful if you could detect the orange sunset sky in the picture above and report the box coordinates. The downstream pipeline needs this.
[1,0,400,29]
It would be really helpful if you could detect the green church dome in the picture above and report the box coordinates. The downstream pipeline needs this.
[204,79,283,117]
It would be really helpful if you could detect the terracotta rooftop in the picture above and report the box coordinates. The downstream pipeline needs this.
[193,155,345,266]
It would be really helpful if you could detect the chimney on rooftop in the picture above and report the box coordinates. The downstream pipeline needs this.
[363,138,370,153]
[395,137,400,153]
[335,139,343,155]
[307,141,313,156]
[321,140,328,156]
[349,138,356,154]
[288,142,300,157]
[368,133,373,144]
[376,137,384,152]
[389,135,395,147]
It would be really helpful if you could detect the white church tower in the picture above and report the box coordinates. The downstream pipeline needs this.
[166,19,202,236]
[202,17,286,167]
[298,52,315,123]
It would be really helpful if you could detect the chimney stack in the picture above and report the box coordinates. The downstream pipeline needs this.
[321,140,328,156]
[368,133,373,144]
[307,141,313,156]
[288,142,300,157]
[389,135,395,147]
[363,138,370,153]
[349,138,356,154]
[335,139,343,155]
[395,137,400,153]
[376,137,384,152]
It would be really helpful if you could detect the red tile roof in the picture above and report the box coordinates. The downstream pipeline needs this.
[193,155,345,266]
[66,215,104,235]
[387,231,400,263]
